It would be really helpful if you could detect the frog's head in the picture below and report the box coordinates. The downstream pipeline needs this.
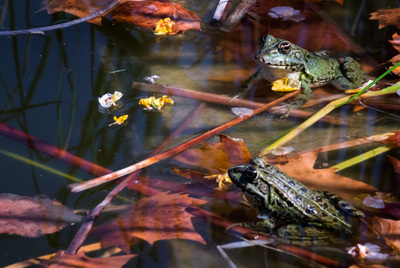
[255,35,305,71]
[228,157,273,197]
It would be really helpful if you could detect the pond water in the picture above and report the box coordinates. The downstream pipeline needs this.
[1,0,400,267]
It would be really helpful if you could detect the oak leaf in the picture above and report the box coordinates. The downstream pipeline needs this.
[266,151,377,201]
[93,192,207,252]
[0,193,82,237]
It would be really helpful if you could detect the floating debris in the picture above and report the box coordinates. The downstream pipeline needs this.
[268,6,305,23]
[98,91,123,108]
[144,75,160,84]
[139,95,174,111]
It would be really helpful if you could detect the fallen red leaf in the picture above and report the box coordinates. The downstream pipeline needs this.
[46,252,136,268]
[0,193,82,237]
[93,192,207,252]
[266,151,377,201]
[174,134,252,174]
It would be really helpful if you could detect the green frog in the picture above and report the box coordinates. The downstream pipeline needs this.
[242,35,368,116]
[228,157,365,243]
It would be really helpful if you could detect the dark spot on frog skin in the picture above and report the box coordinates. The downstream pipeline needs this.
[288,181,295,186]
[316,196,322,202]
[300,187,308,193]
[306,206,316,214]
[323,203,329,209]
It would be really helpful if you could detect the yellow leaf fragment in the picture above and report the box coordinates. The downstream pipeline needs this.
[109,115,128,126]
[271,78,301,92]
[154,18,174,35]
[139,95,174,111]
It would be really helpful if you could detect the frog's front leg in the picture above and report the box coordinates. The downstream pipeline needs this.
[278,80,312,119]
[232,70,263,100]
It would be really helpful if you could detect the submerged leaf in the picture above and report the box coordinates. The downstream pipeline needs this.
[266,151,376,201]
[174,134,252,174]
[94,192,207,252]
[0,193,82,237]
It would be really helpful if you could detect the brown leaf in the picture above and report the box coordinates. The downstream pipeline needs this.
[94,192,207,252]
[112,0,200,34]
[0,193,82,237]
[266,151,377,201]
[47,252,136,268]
[174,134,252,174]
[370,8,400,29]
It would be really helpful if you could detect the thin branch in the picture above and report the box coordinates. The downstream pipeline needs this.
[0,0,121,36]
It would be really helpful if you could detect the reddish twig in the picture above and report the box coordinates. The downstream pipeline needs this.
[0,122,109,176]
[68,91,299,192]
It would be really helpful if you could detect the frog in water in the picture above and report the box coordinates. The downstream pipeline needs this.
[242,35,368,116]
[228,157,365,243]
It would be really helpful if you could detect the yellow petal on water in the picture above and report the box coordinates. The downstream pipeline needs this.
[139,95,174,110]
[109,115,128,126]
[112,91,123,101]
[271,78,300,92]
[154,18,174,35]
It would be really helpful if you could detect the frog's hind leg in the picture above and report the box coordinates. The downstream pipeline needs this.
[332,57,368,89]
[321,191,365,218]
[277,224,337,245]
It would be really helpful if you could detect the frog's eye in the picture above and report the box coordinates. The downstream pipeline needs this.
[279,41,291,54]
[244,167,258,182]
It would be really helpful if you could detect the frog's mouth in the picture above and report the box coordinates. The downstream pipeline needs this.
[256,58,301,71]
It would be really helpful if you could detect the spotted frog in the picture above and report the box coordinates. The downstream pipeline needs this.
[242,35,368,115]
[228,157,364,243]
